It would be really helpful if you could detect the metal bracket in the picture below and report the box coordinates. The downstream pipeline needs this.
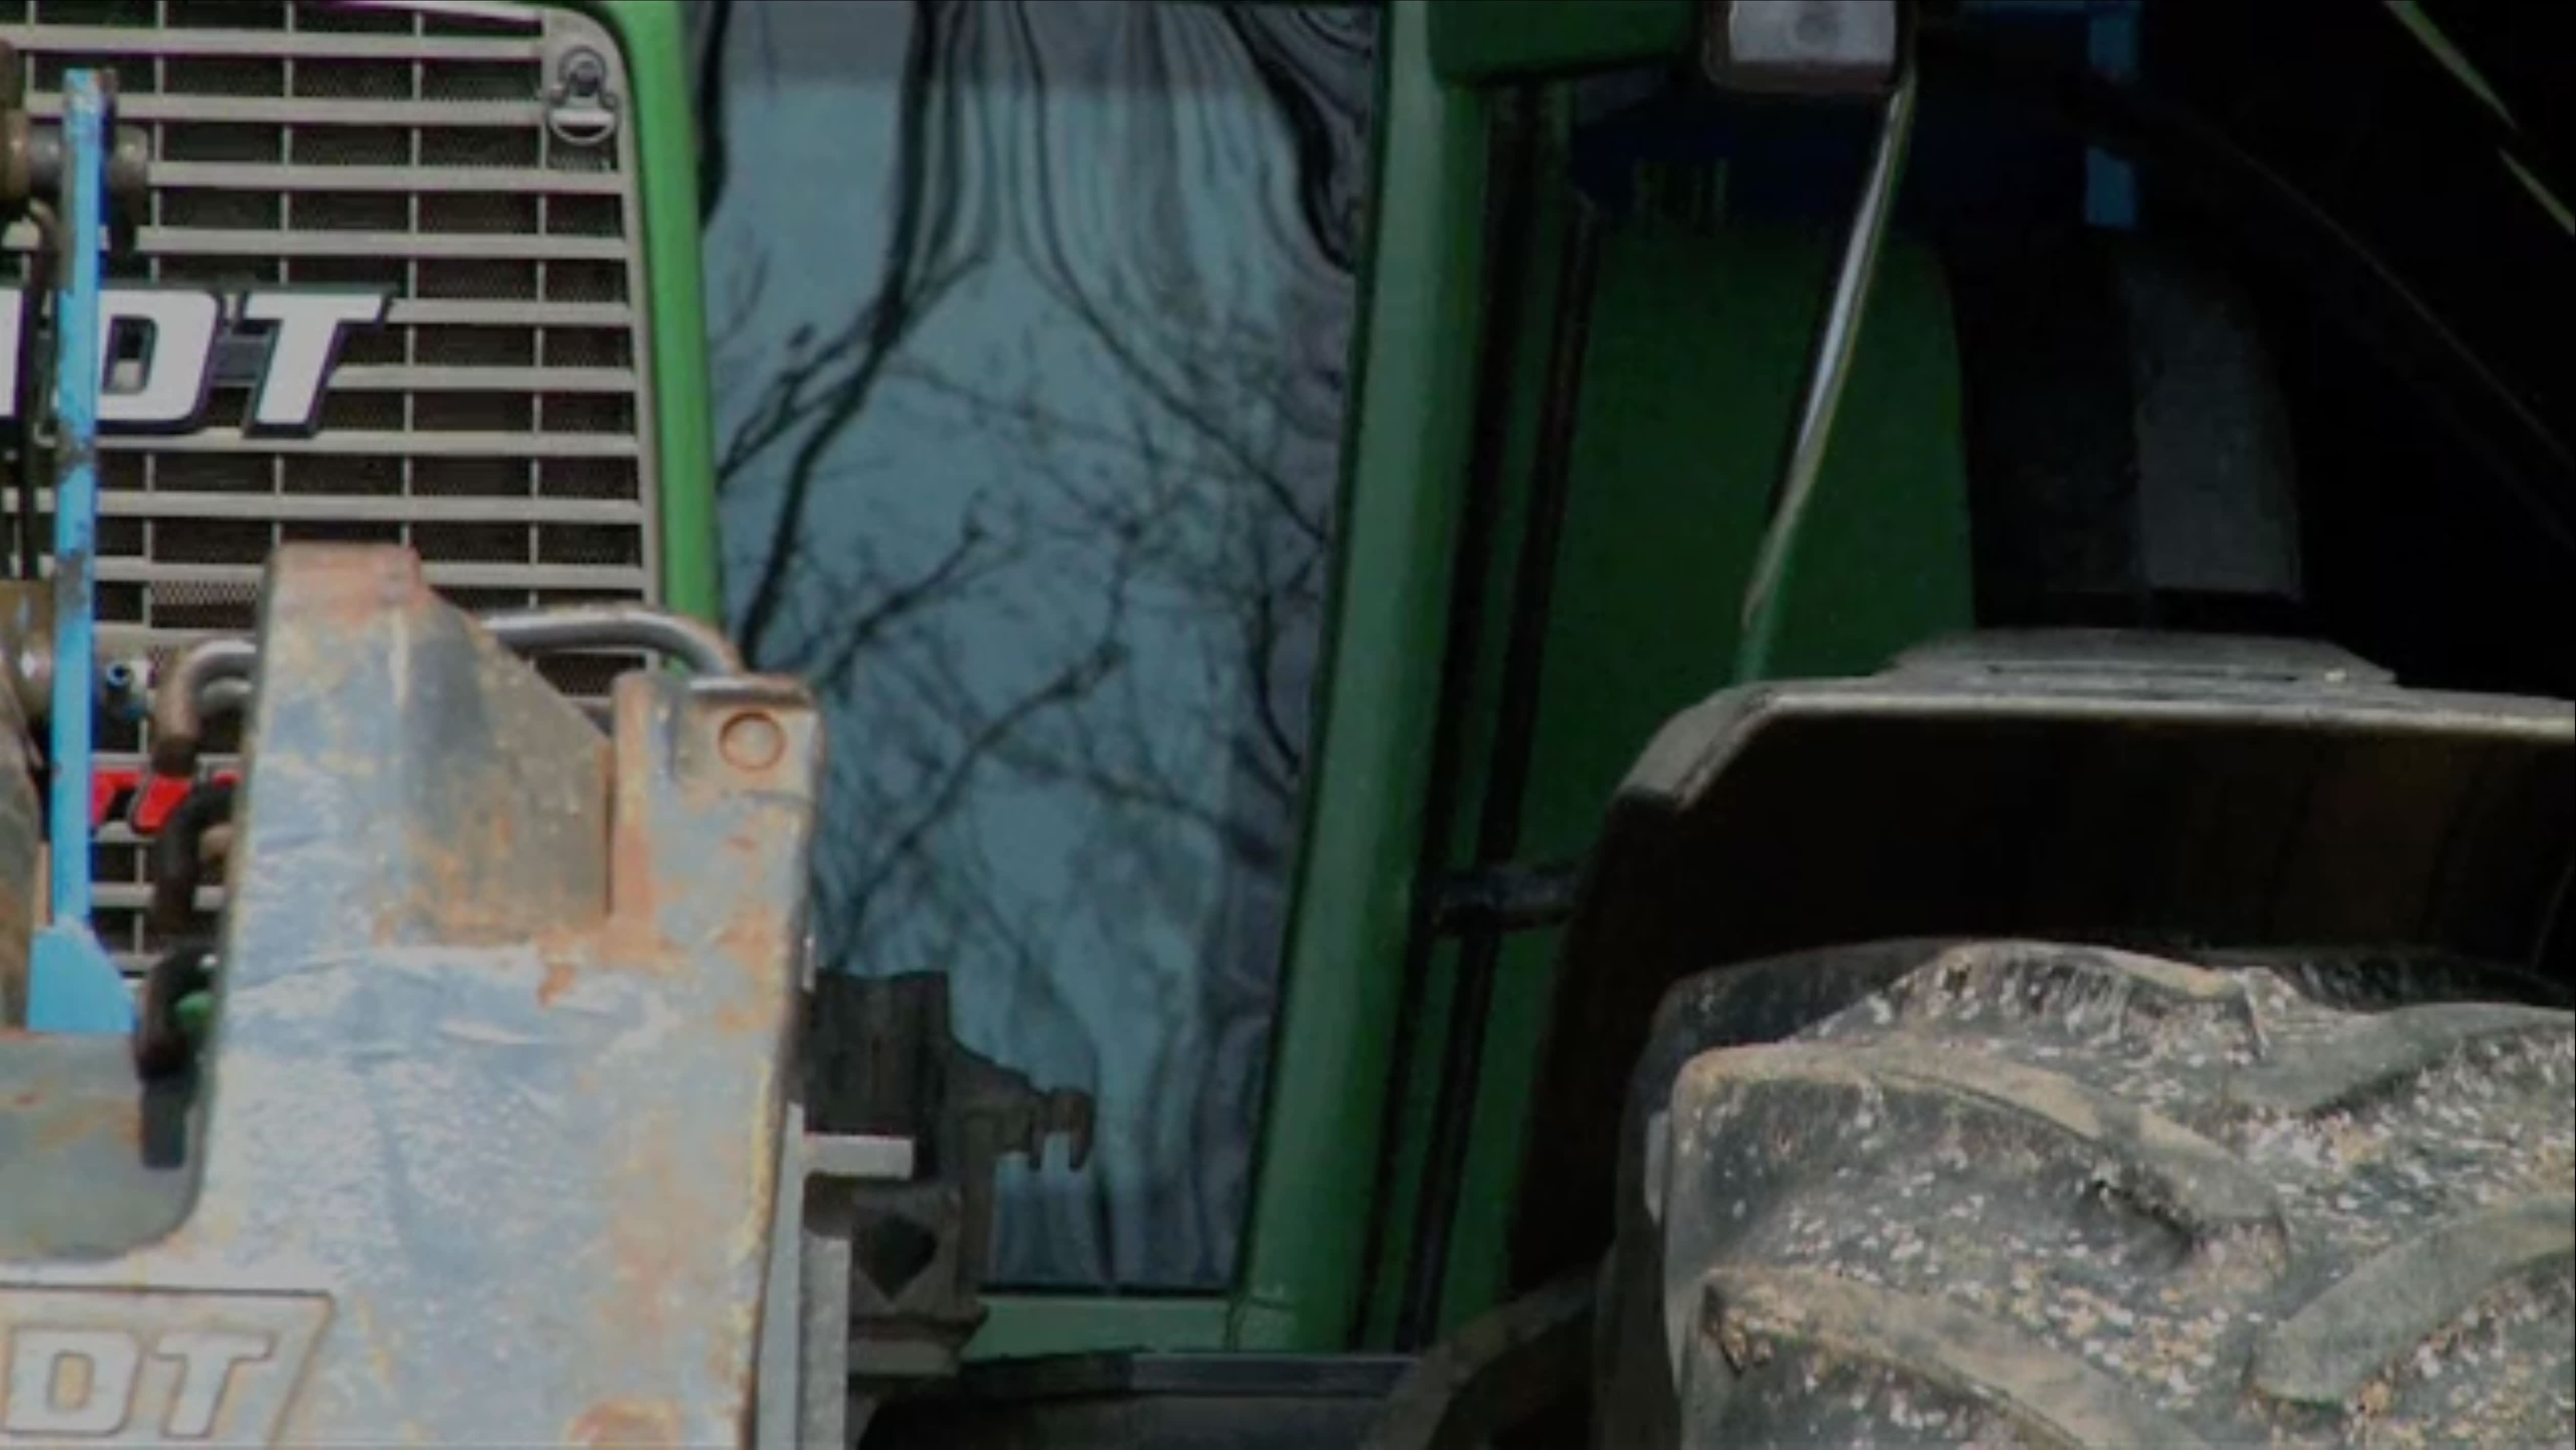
[544,39,623,149]
[1426,857,1585,937]
[757,1109,917,1450]
[806,972,1097,1395]
[148,601,741,778]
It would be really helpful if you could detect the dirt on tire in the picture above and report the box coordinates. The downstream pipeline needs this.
[1605,940,2576,1447]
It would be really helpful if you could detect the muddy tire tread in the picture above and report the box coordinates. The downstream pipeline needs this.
[1623,939,2576,1448]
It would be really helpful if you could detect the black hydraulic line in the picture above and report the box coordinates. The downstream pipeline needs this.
[148,776,235,940]
[1353,84,1551,1348]
[1425,856,1584,937]
[133,941,214,1080]
[133,776,237,1078]
[1393,201,1604,1352]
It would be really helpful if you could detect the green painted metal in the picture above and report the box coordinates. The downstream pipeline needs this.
[572,1,724,626]
[1429,0,1699,82]
[1354,88,1586,1347]
[967,1297,1298,1362]
[1231,0,1497,1352]
[1401,222,1977,1336]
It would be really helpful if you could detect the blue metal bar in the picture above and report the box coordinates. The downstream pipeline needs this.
[25,68,135,1035]
[50,71,104,927]
[2083,2,2142,229]
[1959,0,2143,230]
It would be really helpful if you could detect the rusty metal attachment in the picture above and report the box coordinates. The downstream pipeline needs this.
[0,41,151,212]
[0,546,894,1444]
[0,582,178,731]
[0,673,36,1025]
[149,600,743,776]
[0,579,48,723]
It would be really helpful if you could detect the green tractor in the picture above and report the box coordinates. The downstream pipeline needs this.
[2,0,2568,1445]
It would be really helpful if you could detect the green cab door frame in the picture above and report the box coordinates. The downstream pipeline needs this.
[1202,0,1973,1356]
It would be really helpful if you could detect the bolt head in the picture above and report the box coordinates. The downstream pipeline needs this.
[719,710,786,771]
[559,48,608,91]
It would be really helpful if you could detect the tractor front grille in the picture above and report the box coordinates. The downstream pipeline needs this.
[1,0,661,962]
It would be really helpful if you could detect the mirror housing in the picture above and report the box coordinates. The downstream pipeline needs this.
[1706,0,1903,96]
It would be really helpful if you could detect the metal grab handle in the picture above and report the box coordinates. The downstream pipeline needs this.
[471,604,742,676]
[150,637,256,774]
[150,603,744,777]
[1734,63,1921,680]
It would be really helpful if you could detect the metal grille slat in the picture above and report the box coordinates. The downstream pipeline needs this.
[153,161,624,193]
[389,298,633,327]
[94,884,223,914]
[332,364,639,393]
[5,1,661,968]
[54,490,648,526]
[103,429,639,458]
[24,94,546,127]
[96,558,650,592]
[0,25,541,61]
[5,223,630,259]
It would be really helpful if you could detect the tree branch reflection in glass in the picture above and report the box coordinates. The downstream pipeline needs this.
[694,0,1380,1291]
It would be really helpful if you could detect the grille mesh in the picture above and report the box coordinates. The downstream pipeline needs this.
[1,0,660,961]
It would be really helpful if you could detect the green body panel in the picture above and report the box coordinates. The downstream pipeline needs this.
[1352,90,1589,1345]
[1354,209,1975,1338]
[1230,0,1495,1351]
[1426,225,1975,1333]
[577,0,723,626]
[1429,0,1699,82]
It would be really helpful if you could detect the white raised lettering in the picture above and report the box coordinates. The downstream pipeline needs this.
[243,290,392,434]
[99,290,222,430]
[0,1290,330,1446]
[2,1328,137,1436]
[154,1330,271,1439]
[0,287,386,432]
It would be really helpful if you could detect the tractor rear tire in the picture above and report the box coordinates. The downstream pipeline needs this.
[1604,940,2576,1447]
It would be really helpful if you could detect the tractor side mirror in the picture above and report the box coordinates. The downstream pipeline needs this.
[1704,0,1904,97]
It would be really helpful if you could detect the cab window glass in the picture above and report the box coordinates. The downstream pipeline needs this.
[694,0,1380,1289]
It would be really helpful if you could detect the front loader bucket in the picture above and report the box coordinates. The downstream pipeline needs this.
[1,546,821,1445]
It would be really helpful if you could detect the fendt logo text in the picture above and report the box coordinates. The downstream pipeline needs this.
[0,1288,330,1445]
[0,286,391,438]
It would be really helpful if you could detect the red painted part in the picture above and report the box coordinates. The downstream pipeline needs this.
[90,768,239,835]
